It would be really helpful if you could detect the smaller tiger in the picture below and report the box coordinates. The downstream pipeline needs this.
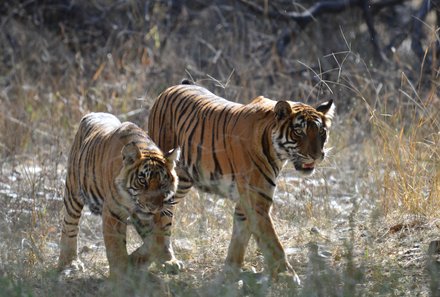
[58,112,180,278]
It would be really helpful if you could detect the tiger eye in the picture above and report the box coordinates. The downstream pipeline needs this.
[138,176,147,185]
[293,127,304,137]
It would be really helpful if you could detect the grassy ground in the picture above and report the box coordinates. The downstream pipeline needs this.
[1,1,439,296]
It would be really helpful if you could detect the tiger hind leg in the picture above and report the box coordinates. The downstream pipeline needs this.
[58,185,84,270]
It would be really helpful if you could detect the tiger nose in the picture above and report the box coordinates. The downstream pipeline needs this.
[151,194,164,209]
[312,149,325,161]
[146,201,163,213]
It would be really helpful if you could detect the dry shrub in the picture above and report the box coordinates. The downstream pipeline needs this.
[371,87,439,217]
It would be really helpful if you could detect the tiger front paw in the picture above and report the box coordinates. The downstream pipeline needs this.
[162,258,184,274]
[58,258,85,277]
[277,270,301,287]
[271,261,301,286]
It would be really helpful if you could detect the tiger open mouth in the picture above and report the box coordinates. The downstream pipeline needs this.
[302,162,315,170]
[294,162,315,173]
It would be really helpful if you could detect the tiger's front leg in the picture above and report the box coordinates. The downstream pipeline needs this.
[128,214,154,266]
[130,171,192,273]
[234,188,300,285]
[152,207,183,273]
[102,206,129,278]
[129,208,182,273]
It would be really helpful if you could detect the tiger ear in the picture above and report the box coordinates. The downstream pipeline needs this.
[316,99,335,127]
[122,142,141,166]
[274,101,291,121]
[165,147,181,168]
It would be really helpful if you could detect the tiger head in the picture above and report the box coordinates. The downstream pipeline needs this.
[118,142,180,218]
[272,99,335,175]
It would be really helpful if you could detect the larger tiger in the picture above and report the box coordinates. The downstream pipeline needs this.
[58,112,180,278]
[145,82,335,283]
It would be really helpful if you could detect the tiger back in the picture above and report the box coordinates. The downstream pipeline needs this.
[145,82,335,284]
[58,112,180,277]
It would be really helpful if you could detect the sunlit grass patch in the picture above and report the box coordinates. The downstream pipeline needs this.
[370,86,439,218]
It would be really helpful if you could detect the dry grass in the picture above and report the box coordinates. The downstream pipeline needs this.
[1,1,439,296]
[371,89,440,217]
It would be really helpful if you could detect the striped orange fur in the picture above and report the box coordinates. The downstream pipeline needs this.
[145,82,335,282]
[58,112,180,277]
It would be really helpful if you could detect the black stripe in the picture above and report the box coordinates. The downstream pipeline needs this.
[234,211,247,221]
[224,108,237,135]
[195,111,207,167]
[191,164,200,183]
[256,190,273,202]
[119,131,147,140]
[108,208,125,223]
[230,108,246,130]
[217,107,236,179]
[162,222,172,230]
[157,87,189,141]
[210,108,223,178]
[254,208,271,222]
[88,188,103,214]
[217,105,230,149]
[261,128,280,176]
[155,95,168,142]
[178,175,192,183]
[131,216,153,238]
[63,218,78,226]
[81,139,95,198]
[250,157,276,187]
[185,116,199,166]
[65,183,84,211]
[173,89,191,114]
[178,184,193,191]
[177,94,200,130]
[180,96,208,152]
[161,209,174,217]
[91,139,99,201]
[155,90,174,140]
[185,97,211,165]
[63,196,82,219]
[196,101,217,169]
[277,122,288,140]
[93,184,105,205]
[175,94,199,127]
[109,187,131,214]
[81,120,96,140]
